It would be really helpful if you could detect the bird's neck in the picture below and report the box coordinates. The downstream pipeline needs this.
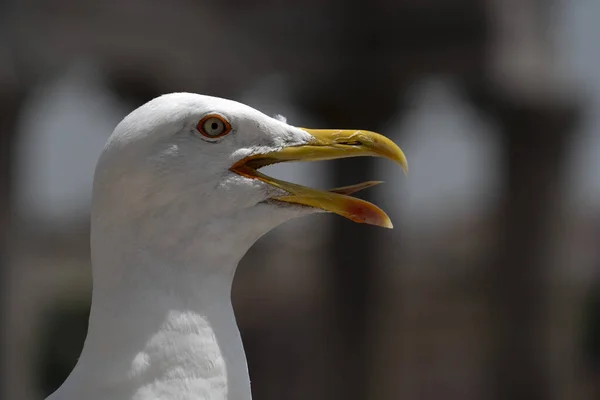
[59,258,250,400]
[85,270,250,400]
[52,215,270,400]
[50,202,309,400]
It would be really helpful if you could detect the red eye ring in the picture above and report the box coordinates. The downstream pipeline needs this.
[197,114,232,139]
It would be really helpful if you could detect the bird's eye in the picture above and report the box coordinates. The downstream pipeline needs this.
[197,115,231,139]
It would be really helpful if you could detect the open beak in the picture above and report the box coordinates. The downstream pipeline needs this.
[230,128,407,228]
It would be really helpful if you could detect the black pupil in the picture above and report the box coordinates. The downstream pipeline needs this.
[211,122,220,131]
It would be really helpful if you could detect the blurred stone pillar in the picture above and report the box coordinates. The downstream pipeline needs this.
[463,2,582,399]
[467,54,579,400]
[0,84,26,399]
[298,85,403,400]
[292,2,408,379]
[488,94,577,400]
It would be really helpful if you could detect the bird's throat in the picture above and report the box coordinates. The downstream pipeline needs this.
[52,259,252,400]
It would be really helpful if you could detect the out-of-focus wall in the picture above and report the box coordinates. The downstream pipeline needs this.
[1,1,599,400]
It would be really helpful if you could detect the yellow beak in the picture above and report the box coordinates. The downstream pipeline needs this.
[230,128,407,228]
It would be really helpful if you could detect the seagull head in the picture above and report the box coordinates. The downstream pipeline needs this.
[92,93,407,256]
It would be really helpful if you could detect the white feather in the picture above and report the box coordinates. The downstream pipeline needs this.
[273,114,287,123]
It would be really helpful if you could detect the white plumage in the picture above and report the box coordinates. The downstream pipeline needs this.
[47,93,406,400]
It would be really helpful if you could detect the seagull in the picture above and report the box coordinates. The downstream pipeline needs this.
[46,93,407,400]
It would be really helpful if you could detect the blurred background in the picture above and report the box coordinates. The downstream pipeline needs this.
[1,0,599,399]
